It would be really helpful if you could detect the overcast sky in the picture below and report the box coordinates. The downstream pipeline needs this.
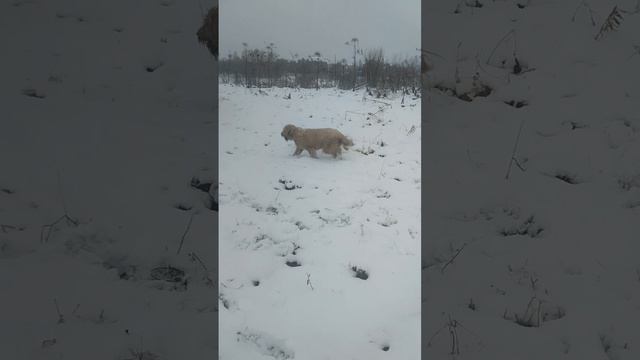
[219,0,420,62]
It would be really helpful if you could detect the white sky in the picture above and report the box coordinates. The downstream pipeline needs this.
[219,0,420,62]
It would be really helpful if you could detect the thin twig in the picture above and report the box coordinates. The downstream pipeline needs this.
[365,98,392,107]
[441,242,468,274]
[306,273,314,290]
[189,252,214,286]
[475,53,504,80]
[505,118,526,180]
[344,110,366,122]
[54,299,65,324]
[176,213,195,254]
[40,169,78,243]
[595,6,624,40]
[1,224,24,233]
[426,322,448,347]
[40,214,78,243]
[486,29,515,65]
[513,157,527,172]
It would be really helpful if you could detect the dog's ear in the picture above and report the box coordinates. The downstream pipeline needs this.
[283,125,292,139]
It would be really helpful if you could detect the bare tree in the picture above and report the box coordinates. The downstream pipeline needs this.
[345,38,359,90]
[364,48,384,89]
[219,44,420,92]
[313,52,322,89]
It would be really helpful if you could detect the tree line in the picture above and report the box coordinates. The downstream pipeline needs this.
[218,41,421,93]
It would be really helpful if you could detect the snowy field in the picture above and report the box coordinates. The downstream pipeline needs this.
[219,84,421,359]
[424,0,640,359]
[0,0,218,359]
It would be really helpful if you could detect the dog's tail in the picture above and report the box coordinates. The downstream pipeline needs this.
[341,136,354,150]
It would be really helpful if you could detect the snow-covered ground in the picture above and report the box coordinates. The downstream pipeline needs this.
[0,0,218,359]
[219,84,421,359]
[424,1,640,359]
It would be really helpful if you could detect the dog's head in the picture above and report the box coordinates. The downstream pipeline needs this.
[281,124,297,141]
[344,137,354,147]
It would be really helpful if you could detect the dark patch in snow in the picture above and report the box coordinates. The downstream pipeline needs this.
[542,306,566,322]
[468,298,477,311]
[279,178,301,190]
[617,175,640,191]
[356,147,375,155]
[504,100,528,108]
[294,221,308,230]
[511,298,564,328]
[562,120,588,130]
[490,284,507,296]
[149,266,188,291]
[499,215,543,238]
[145,62,164,73]
[434,82,494,102]
[149,266,185,283]
[1,188,15,194]
[624,200,640,209]
[265,206,279,215]
[513,57,522,74]
[0,224,26,233]
[291,243,301,255]
[351,266,369,280]
[219,292,234,310]
[378,217,397,227]
[236,330,295,360]
[316,211,351,226]
[102,257,137,280]
[252,280,260,286]
[55,12,86,22]
[255,233,271,245]
[190,177,212,192]
[551,172,581,185]
[22,88,46,99]
[597,332,627,360]
[285,260,301,267]
[381,344,390,351]
[173,203,192,211]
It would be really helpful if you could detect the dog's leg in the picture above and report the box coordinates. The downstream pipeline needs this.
[308,149,318,158]
[323,144,336,158]
[293,146,304,156]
